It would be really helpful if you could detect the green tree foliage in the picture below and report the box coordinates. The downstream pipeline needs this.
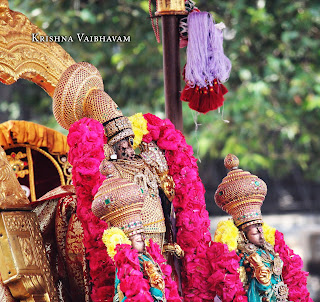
[1,0,320,180]
[186,0,320,180]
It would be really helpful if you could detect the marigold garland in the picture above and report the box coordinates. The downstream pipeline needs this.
[102,227,131,260]
[214,220,276,251]
[214,220,239,251]
[128,112,149,149]
[263,222,276,246]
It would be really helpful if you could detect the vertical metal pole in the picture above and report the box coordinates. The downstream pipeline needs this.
[161,15,183,132]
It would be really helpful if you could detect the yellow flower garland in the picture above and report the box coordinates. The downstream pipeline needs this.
[128,113,149,149]
[214,220,276,251]
[102,227,131,260]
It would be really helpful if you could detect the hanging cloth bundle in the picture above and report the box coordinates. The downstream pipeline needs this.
[181,11,232,114]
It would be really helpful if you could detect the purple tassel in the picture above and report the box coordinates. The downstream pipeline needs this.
[185,11,232,87]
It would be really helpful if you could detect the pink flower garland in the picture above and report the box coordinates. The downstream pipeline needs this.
[67,116,188,302]
[68,118,115,302]
[206,242,247,302]
[114,240,182,302]
[114,244,154,302]
[275,230,313,302]
[147,240,182,302]
[67,116,313,302]
[142,113,213,301]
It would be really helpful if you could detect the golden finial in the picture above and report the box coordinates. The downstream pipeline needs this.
[224,154,239,170]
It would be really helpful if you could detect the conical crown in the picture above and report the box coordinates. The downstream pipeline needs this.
[214,154,267,228]
[52,62,134,146]
[91,172,145,236]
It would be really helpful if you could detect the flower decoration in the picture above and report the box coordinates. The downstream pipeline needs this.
[263,222,276,246]
[207,242,247,302]
[147,240,182,302]
[68,118,114,302]
[214,220,276,252]
[102,227,131,260]
[214,219,239,251]
[275,230,313,302]
[67,115,312,302]
[142,113,213,301]
[128,112,149,149]
[68,114,211,301]
[112,239,182,302]
[114,244,154,301]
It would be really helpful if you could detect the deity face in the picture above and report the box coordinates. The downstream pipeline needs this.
[130,233,145,254]
[115,138,135,160]
[244,224,265,247]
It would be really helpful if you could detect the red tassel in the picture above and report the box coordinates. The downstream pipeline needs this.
[220,83,228,95]
[181,84,194,103]
[183,81,228,113]
[188,86,201,111]
[198,87,213,114]
[212,81,227,109]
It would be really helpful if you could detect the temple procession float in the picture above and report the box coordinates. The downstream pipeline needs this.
[0,0,314,301]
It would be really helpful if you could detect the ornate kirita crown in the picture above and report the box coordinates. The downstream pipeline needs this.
[214,154,267,229]
[52,62,134,146]
[91,168,145,237]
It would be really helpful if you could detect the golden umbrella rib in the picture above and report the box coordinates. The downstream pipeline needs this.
[0,0,75,96]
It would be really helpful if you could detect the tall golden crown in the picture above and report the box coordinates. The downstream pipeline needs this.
[52,62,134,146]
[214,154,267,229]
[91,167,145,236]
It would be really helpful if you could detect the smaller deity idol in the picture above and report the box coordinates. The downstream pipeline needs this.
[113,232,166,302]
[214,154,289,302]
[91,173,173,302]
[237,223,288,302]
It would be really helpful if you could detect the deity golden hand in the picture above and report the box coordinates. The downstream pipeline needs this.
[139,141,168,174]
[143,261,165,292]
[247,252,272,286]
[99,159,117,177]
[163,243,184,258]
[139,141,175,201]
